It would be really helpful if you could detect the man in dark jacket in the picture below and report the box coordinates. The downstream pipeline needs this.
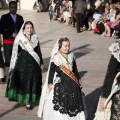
[73,0,86,33]
[0,1,24,82]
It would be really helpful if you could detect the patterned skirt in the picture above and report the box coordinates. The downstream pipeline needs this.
[43,72,86,120]
[110,91,120,120]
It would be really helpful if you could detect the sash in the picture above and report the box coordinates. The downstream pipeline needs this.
[20,38,40,65]
[38,53,80,118]
[3,39,14,44]
[60,65,79,85]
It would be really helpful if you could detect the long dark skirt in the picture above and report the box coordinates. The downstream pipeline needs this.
[5,50,42,104]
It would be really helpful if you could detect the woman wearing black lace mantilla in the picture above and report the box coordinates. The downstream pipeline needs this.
[38,37,87,120]
[94,40,120,120]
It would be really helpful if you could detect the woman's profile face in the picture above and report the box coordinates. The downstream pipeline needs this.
[24,24,33,36]
[60,41,70,54]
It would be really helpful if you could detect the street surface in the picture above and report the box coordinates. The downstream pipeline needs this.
[0,9,115,120]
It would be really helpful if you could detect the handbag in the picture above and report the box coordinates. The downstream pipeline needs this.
[94,26,99,34]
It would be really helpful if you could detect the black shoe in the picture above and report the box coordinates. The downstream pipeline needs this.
[1,76,6,82]
[26,105,33,110]
[77,31,80,33]
[37,10,40,12]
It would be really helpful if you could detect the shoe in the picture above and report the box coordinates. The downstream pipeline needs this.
[101,33,105,36]
[114,36,120,39]
[104,35,111,37]
[1,76,6,82]
[26,105,33,110]
[77,31,81,33]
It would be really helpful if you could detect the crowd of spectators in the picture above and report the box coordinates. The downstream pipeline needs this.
[48,0,120,39]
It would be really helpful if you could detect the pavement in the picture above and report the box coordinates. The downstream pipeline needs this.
[0,9,116,120]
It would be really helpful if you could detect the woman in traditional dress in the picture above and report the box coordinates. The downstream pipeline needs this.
[5,21,43,110]
[94,40,120,120]
[38,37,87,120]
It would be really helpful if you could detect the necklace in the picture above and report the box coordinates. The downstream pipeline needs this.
[60,52,70,68]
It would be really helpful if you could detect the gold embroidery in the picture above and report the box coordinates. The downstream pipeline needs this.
[29,41,33,45]
[66,62,70,68]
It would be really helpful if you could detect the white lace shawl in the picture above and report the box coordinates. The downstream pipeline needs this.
[53,52,74,71]
[37,39,59,118]
[109,40,120,62]
[9,23,40,73]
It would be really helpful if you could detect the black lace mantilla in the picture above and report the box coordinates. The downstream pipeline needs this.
[52,74,84,117]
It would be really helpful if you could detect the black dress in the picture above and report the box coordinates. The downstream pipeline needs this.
[48,59,84,117]
[101,55,120,120]
[5,42,43,104]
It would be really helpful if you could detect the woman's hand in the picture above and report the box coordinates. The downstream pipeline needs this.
[40,65,43,72]
[99,98,106,111]
[48,84,53,91]
[79,79,82,86]
[13,33,17,38]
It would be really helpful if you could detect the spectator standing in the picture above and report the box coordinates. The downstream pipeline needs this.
[0,1,24,82]
[73,0,87,33]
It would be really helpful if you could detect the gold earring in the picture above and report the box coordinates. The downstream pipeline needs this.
[23,31,26,34]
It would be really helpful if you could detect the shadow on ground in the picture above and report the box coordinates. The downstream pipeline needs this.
[71,44,93,60]
[85,87,102,120]
[0,103,23,118]
[79,71,87,79]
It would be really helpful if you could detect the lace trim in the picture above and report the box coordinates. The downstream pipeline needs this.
[111,91,120,120]
[52,76,84,117]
